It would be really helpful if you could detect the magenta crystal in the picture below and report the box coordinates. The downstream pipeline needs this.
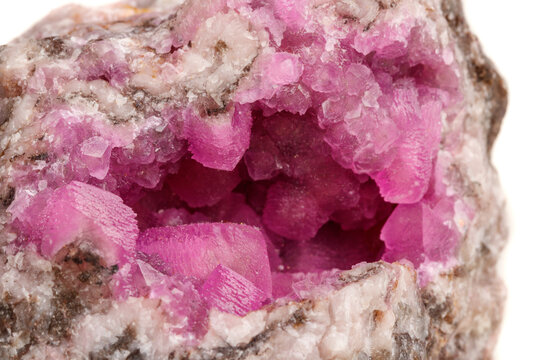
[381,202,459,267]
[136,260,208,338]
[183,104,252,171]
[137,223,272,296]
[199,264,267,316]
[28,181,138,266]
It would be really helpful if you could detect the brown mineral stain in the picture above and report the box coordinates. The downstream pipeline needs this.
[0,300,16,338]
[372,309,385,324]
[371,349,391,360]
[77,271,91,283]
[89,325,139,359]
[48,284,84,341]
[0,98,14,126]
[393,332,425,360]
[290,308,308,328]
[214,40,228,55]
[0,75,23,98]
[29,152,49,161]
[1,186,15,208]
[126,349,145,360]
[206,106,228,116]
[111,326,137,352]
[39,37,71,59]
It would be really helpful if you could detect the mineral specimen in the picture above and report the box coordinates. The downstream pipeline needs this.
[0,0,507,359]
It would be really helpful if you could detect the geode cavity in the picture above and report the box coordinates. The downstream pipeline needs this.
[0,0,507,359]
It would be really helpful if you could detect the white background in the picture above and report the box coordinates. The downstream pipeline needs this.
[1,1,539,358]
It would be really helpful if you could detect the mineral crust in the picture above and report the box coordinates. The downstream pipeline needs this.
[0,0,507,359]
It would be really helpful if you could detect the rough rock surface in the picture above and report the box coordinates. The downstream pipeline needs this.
[0,0,507,359]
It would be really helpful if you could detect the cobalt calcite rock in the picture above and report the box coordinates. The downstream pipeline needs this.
[0,0,507,359]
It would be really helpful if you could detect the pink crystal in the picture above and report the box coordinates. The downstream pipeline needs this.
[183,104,252,171]
[79,41,131,88]
[33,181,138,266]
[79,136,112,180]
[236,52,304,104]
[381,202,459,267]
[272,0,308,29]
[199,264,267,316]
[136,260,208,338]
[137,223,272,296]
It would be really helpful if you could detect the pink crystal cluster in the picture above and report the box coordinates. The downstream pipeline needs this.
[6,0,464,336]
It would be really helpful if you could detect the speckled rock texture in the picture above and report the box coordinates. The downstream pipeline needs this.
[0,0,507,359]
